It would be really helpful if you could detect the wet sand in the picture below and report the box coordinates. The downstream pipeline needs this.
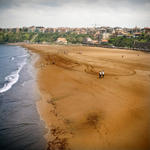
[24,44,150,150]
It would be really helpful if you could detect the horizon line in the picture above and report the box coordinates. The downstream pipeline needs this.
[1,25,150,29]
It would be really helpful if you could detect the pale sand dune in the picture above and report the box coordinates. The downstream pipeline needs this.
[24,44,150,150]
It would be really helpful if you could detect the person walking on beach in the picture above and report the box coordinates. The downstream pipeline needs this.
[99,71,102,78]
[102,70,104,78]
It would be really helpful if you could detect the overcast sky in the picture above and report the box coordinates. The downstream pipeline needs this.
[0,0,150,28]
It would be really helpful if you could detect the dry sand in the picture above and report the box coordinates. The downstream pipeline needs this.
[23,44,150,150]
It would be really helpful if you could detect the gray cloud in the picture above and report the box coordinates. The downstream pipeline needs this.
[0,0,150,8]
[0,0,150,28]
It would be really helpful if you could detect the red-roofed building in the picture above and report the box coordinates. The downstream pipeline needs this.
[134,32,142,37]
[101,39,108,44]
[143,27,150,34]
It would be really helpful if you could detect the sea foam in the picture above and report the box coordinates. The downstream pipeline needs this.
[0,61,26,94]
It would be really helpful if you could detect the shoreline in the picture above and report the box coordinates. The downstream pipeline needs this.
[25,47,50,149]
[23,44,150,150]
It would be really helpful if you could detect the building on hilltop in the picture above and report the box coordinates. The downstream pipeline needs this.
[56,38,67,45]
[102,33,111,40]
[83,37,93,44]
[100,39,108,44]
[142,27,150,34]
[28,26,36,32]
[133,32,142,37]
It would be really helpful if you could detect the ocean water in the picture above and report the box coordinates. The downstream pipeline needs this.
[0,45,46,150]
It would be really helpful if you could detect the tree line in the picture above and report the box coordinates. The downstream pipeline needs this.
[108,33,150,49]
[0,31,150,50]
[0,32,92,44]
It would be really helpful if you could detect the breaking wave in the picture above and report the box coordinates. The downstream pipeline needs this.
[0,61,26,94]
[18,54,29,58]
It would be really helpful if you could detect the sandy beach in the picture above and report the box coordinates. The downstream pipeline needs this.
[24,44,150,150]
